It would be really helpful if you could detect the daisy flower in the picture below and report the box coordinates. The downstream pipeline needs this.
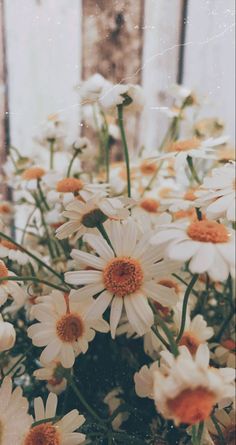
[151,219,235,281]
[55,192,133,241]
[196,162,235,221]
[0,238,39,269]
[34,113,66,150]
[174,306,214,355]
[0,260,27,307]
[66,219,178,338]
[33,360,67,395]
[0,315,16,351]
[99,83,144,113]
[28,290,109,368]
[21,166,46,190]
[0,377,31,445]
[153,344,235,425]
[134,362,160,399]
[23,392,86,445]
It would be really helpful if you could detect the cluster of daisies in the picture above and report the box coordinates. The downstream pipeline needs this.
[0,75,235,445]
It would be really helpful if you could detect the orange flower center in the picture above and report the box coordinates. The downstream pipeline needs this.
[0,203,11,214]
[56,313,84,342]
[179,332,201,355]
[24,423,60,445]
[167,387,216,425]
[0,239,18,250]
[166,137,200,153]
[187,220,229,243]
[184,189,197,201]
[103,257,144,298]
[140,160,158,175]
[140,198,159,213]
[56,178,84,193]
[173,208,196,220]
[22,167,45,180]
[0,261,8,283]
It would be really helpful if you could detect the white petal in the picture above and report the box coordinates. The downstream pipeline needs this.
[83,233,114,260]
[65,270,102,285]
[189,243,215,274]
[34,397,45,421]
[61,344,75,368]
[45,393,57,419]
[110,297,123,338]
[70,249,106,269]
[85,291,113,319]
[167,240,200,261]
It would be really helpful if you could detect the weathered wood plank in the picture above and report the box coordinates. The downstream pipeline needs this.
[183,0,235,142]
[140,0,183,150]
[4,0,82,155]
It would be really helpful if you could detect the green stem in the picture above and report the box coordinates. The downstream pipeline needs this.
[0,275,68,292]
[151,325,170,351]
[155,312,179,357]
[96,223,116,256]
[21,206,37,244]
[37,179,50,211]
[68,375,105,423]
[67,150,79,177]
[187,156,201,184]
[0,231,64,282]
[117,104,131,197]
[49,139,55,169]
[140,160,163,197]
[32,416,62,427]
[176,274,199,343]
[211,415,226,445]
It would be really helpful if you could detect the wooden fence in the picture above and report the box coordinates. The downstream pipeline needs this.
[0,0,235,168]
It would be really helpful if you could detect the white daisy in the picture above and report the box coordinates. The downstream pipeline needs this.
[0,238,39,269]
[23,392,86,445]
[134,362,160,399]
[66,219,178,338]
[151,219,235,281]
[196,162,235,221]
[153,344,235,425]
[0,260,27,308]
[0,315,16,351]
[28,290,109,368]
[0,377,32,445]
[55,192,133,241]
[33,360,67,395]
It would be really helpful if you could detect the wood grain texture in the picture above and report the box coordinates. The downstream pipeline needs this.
[4,0,82,155]
[139,0,183,150]
[183,0,235,142]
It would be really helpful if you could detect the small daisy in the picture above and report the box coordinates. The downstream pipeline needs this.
[153,344,235,425]
[196,162,235,221]
[0,260,27,307]
[0,238,39,269]
[34,113,66,150]
[66,219,178,338]
[134,362,160,399]
[28,290,109,368]
[0,314,16,351]
[21,166,46,190]
[23,392,86,445]
[174,306,214,355]
[99,83,144,113]
[33,360,67,395]
[0,377,32,445]
[55,192,133,241]
[151,219,235,281]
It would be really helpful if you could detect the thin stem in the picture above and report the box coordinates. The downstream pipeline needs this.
[0,275,68,292]
[140,160,163,197]
[21,205,37,244]
[155,312,179,357]
[49,139,55,170]
[176,274,199,343]
[101,110,110,183]
[0,231,64,281]
[32,416,62,427]
[68,375,105,423]
[67,150,80,177]
[211,415,226,445]
[172,273,199,297]
[117,104,131,197]
[187,156,201,184]
[151,325,170,351]
[96,223,116,256]
[37,179,50,211]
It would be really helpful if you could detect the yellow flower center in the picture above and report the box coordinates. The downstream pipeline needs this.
[103,257,144,298]
[0,261,8,283]
[140,160,158,175]
[24,423,60,445]
[22,167,45,180]
[56,313,84,342]
[187,220,229,243]
[167,387,216,425]
[166,137,200,153]
[140,198,159,213]
[56,178,84,193]
[179,332,201,355]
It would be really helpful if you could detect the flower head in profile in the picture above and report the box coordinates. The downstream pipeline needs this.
[99,83,144,113]
[0,260,27,308]
[196,162,235,221]
[23,392,86,445]
[0,377,32,445]
[0,315,16,351]
[153,344,235,425]
[66,219,178,338]
[28,290,109,368]
[33,360,67,395]
[151,219,235,281]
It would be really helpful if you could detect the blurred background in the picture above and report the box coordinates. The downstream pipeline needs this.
[0,0,235,164]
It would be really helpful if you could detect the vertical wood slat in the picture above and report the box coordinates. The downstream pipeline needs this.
[140,0,184,150]
[0,0,7,185]
[82,0,144,154]
[183,0,235,142]
[4,0,82,156]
